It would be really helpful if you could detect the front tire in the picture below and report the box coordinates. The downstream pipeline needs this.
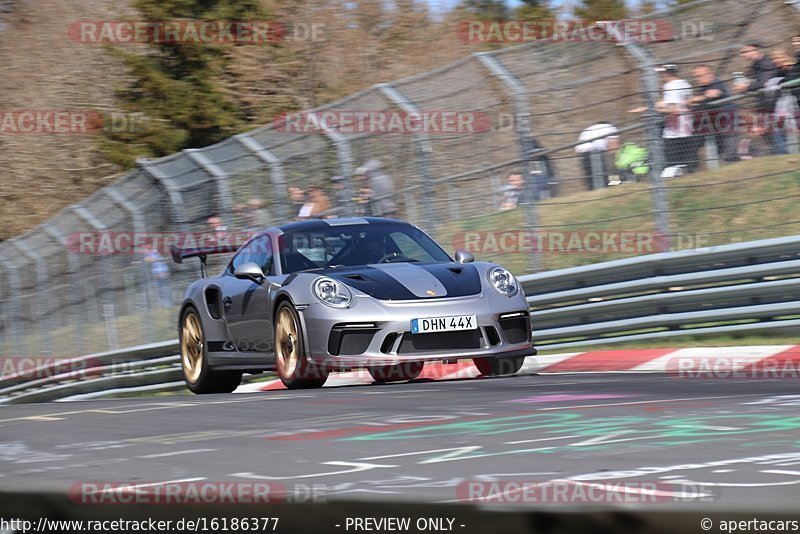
[274,301,327,389]
[180,306,242,394]
[473,355,526,377]
[369,362,424,383]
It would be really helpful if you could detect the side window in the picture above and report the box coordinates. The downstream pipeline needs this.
[230,236,274,275]
[390,232,437,262]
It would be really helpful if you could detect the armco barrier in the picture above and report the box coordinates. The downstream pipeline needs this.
[2,235,799,402]
[521,235,800,348]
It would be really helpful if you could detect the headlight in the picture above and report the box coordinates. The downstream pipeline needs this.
[313,277,352,307]
[487,267,518,296]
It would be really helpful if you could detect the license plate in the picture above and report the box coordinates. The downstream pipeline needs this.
[411,315,477,334]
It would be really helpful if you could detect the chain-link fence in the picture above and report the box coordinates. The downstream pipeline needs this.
[3,0,800,357]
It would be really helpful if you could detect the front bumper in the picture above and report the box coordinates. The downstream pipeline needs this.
[298,291,536,370]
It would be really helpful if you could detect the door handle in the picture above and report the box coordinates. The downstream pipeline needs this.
[223,296,233,310]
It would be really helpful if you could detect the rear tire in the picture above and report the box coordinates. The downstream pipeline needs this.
[368,362,424,383]
[180,306,242,394]
[473,355,525,377]
[274,301,328,389]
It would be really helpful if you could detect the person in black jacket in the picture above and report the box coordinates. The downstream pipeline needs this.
[689,65,740,163]
[735,42,781,155]
[789,36,800,102]
[735,42,779,95]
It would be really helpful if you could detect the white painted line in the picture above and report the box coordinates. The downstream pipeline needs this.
[505,434,582,445]
[568,431,633,446]
[136,448,216,459]
[762,469,800,476]
[537,394,762,410]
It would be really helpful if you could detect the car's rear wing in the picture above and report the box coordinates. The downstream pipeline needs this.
[170,243,239,277]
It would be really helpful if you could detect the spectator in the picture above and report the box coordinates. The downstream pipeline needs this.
[614,142,649,183]
[499,173,525,210]
[785,37,800,103]
[329,175,349,217]
[297,186,331,219]
[793,34,800,65]
[689,65,740,163]
[734,42,779,95]
[206,214,228,245]
[245,198,271,231]
[143,242,173,308]
[232,203,248,230]
[287,186,306,218]
[735,42,781,155]
[354,160,397,217]
[575,122,619,189]
[655,64,702,173]
[765,49,799,155]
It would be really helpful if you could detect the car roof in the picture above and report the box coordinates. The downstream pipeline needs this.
[273,217,407,233]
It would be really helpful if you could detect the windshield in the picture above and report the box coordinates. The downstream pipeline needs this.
[278,223,452,273]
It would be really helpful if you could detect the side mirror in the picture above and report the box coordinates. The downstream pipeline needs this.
[455,250,475,264]
[234,262,266,284]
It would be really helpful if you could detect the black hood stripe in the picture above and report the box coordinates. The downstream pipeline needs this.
[324,263,482,300]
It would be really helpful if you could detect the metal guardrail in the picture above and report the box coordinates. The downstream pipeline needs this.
[2,235,799,402]
[522,235,800,349]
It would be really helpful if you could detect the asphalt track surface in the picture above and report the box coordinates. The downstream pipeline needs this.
[2,371,800,510]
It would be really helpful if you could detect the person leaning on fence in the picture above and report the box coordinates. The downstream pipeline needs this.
[329,175,349,217]
[142,241,173,308]
[297,186,331,219]
[499,173,525,211]
[287,186,306,219]
[354,160,398,218]
[689,65,740,164]
[763,49,800,156]
[654,64,703,173]
[244,198,271,231]
[734,42,782,155]
[575,122,619,190]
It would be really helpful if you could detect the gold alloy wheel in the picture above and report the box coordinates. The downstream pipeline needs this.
[275,306,299,379]
[181,312,204,383]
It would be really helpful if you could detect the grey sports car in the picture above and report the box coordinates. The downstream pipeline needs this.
[173,217,536,392]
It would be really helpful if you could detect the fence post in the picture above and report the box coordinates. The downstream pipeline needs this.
[106,186,154,343]
[7,238,53,356]
[184,149,235,226]
[377,83,438,230]
[0,257,22,354]
[618,41,673,250]
[138,158,191,231]
[71,205,113,352]
[235,134,289,221]
[475,52,542,272]
[306,115,354,217]
[42,223,85,355]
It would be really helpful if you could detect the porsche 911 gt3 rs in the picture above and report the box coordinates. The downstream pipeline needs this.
[173,217,536,392]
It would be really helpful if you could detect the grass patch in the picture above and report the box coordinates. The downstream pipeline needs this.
[435,155,800,274]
